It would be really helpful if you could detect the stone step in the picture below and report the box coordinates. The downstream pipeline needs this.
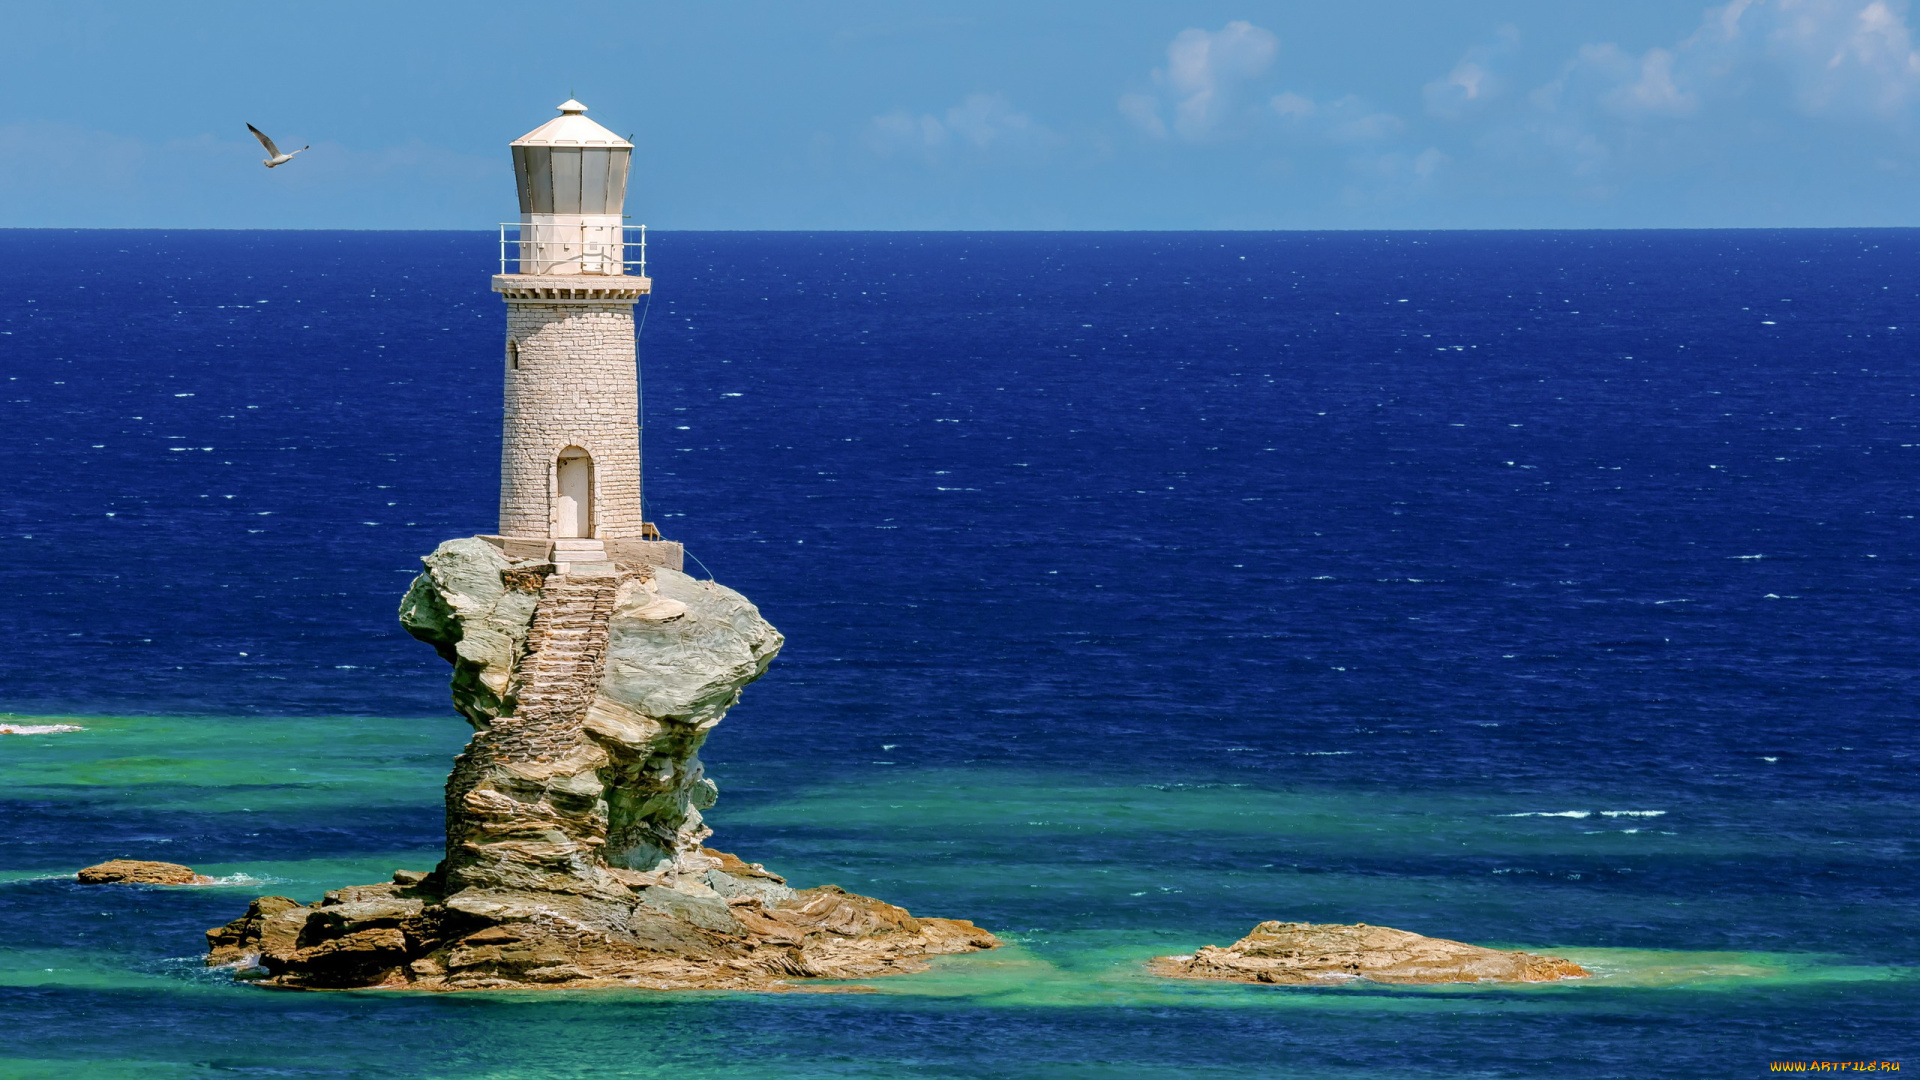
[553,561,617,577]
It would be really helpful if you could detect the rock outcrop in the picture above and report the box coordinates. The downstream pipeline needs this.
[1150,921,1589,986]
[206,852,996,991]
[78,860,211,885]
[207,537,997,991]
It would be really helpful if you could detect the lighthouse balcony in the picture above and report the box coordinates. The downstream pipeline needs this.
[497,221,649,279]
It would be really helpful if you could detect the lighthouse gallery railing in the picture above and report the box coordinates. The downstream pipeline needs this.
[498,223,647,277]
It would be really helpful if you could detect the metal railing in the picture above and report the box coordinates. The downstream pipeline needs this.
[498,223,646,277]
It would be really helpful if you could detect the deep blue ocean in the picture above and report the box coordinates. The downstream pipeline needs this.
[0,228,1915,1078]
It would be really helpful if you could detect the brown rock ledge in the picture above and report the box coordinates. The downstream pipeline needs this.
[1150,921,1589,986]
[78,860,213,886]
[206,849,997,992]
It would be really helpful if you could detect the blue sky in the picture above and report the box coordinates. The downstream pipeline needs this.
[6,0,1920,229]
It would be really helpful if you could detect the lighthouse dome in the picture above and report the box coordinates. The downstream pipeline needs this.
[511,99,632,149]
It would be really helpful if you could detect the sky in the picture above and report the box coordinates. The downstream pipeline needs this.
[6,0,1920,229]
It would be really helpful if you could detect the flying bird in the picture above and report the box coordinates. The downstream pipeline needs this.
[246,123,308,168]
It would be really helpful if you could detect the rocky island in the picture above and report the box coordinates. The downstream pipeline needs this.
[1151,921,1589,986]
[205,539,997,991]
[78,860,212,885]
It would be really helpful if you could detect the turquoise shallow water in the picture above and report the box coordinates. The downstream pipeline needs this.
[6,229,1920,1074]
[0,713,1909,1078]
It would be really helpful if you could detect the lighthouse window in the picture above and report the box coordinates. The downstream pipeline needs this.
[551,149,582,214]
[506,339,519,370]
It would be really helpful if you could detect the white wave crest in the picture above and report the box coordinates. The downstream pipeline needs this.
[0,723,84,735]
[202,873,275,887]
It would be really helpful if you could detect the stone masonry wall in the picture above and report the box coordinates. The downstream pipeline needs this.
[500,300,644,539]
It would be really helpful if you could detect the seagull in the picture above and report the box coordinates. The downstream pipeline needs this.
[246,123,308,168]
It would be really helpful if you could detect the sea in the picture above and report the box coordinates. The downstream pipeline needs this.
[0,228,1915,1078]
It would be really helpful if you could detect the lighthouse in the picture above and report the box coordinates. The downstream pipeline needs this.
[485,99,680,573]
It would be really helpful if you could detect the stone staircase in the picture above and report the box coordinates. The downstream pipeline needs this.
[493,565,620,764]
[440,560,625,880]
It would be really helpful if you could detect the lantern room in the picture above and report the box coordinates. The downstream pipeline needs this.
[507,99,634,276]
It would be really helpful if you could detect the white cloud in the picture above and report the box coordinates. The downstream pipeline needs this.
[1263,89,1430,192]
[868,94,1046,158]
[1480,0,1920,194]
[870,110,947,150]
[1122,20,1279,140]
[1539,0,1920,122]
[1117,92,1166,138]
[946,93,1040,147]
[1270,93,1405,143]
[1759,0,1920,114]
[1595,45,1700,116]
[1425,26,1521,118]
[1270,92,1316,119]
[1330,103,1408,142]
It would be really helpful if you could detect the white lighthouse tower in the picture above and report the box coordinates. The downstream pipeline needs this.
[485,99,680,573]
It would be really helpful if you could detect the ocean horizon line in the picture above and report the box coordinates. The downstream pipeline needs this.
[7,224,1920,235]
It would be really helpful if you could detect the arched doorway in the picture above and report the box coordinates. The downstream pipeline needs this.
[554,447,594,538]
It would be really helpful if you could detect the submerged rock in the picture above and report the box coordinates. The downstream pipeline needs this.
[209,536,998,991]
[79,860,211,885]
[1150,921,1589,986]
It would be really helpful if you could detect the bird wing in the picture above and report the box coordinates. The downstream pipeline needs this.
[247,123,281,157]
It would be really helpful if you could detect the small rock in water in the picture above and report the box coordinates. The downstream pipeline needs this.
[1150,921,1589,985]
[78,860,212,885]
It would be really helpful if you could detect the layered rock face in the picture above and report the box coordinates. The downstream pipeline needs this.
[1151,921,1589,985]
[206,538,996,991]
